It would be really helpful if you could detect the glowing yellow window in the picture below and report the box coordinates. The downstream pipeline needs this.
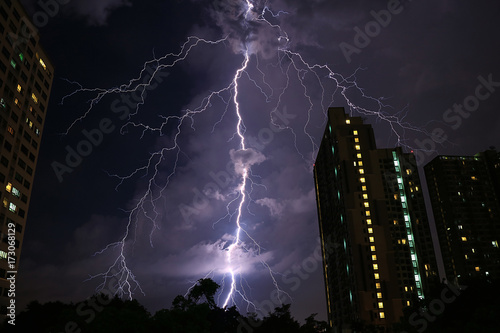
[359,169,364,174]
[475,266,480,271]
[370,246,376,252]
[379,312,385,319]
[401,239,407,244]
[377,292,382,298]
[355,145,361,150]
[14,98,20,106]
[373,264,378,270]
[6,183,12,193]
[394,194,398,200]
[372,255,377,260]
[366,210,371,216]
[404,286,408,292]
[393,220,398,225]
[357,153,362,159]
[376,282,381,289]
[465,254,468,259]
[461,237,467,242]
[17,84,22,92]
[39,58,47,70]
[362,185,367,191]
[31,93,38,104]
[355,137,359,142]
[407,301,411,306]
[369,237,375,243]
[364,202,370,208]
[415,186,419,191]
[366,219,372,225]
[363,194,368,199]
[378,302,384,309]
[358,161,363,166]
[353,161,357,166]
[360,177,366,183]
[368,228,373,234]
[346,119,350,124]
[374,273,380,279]
[353,130,358,135]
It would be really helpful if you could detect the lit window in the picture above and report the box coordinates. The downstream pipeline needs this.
[472,248,475,253]
[493,241,499,248]
[465,254,468,259]
[355,145,361,150]
[379,312,385,319]
[471,176,477,180]
[378,302,384,309]
[346,119,350,124]
[2,198,7,208]
[10,59,17,69]
[19,53,24,62]
[0,250,7,260]
[475,266,480,272]
[415,186,419,191]
[7,126,14,136]
[461,237,467,242]
[360,177,366,183]
[401,239,407,244]
[407,301,411,306]
[363,194,368,199]
[377,292,382,298]
[394,194,398,200]
[362,185,367,191]
[357,153,362,159]
[364,202,370,208]
[39,58,47,70]
[12,187,20,197]
[359,169,364,174]
[9,202,17,213]
[368,228,373,234]
[405,286,408,292]
[32,93,38,104]
[374,273,379,279]
[458,225,463,230]
[14,98,20,107]
[353,130,358,135]
[366,219,372,225]
[372,255,377,260]
[358,161,363,166]
[370,246,376,252]
[369,237,375,243]
[376,282,381,289]
[373,264,378,270]
[406,169,411,175]
[355,137,359,142]
[354,161,357,166]
[393,220,398,225]
[17,84,22,92]
[6,183,12,193]
[366,210,371,216]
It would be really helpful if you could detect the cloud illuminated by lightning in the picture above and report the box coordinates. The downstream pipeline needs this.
[62,0,427,313]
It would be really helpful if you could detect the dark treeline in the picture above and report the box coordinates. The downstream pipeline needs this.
[2,278,328,333]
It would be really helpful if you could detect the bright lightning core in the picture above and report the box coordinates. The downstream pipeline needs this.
[63,0,424,312]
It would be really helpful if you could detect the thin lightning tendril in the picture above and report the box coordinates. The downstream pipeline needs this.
[63,0,428,312]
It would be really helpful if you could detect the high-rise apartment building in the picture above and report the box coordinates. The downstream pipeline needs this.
[424,151,500,285]
[314,107,438,331]
[0,0,53,316]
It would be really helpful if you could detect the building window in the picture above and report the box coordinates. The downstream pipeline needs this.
[355,145,361,150]
[378,302,384,309]
[379,312,385,319]
[475,266,480,272]
[355,137,359,143]
[377,292,382,298]
[362,185,367,191]
[371,245,376,252]
[353,130,358,135]
[363,194,368,199]
[374,273,380,279]
[376,282,381,289]
[9,202,16,213]
[358,161,363,166]
[373,264,378,270]
[364,202,370,208]
[360,177,366,183]
[357,153,362,159]
[372,255,377,260]
[461,237,467,242]
[31,93,38,104]
[366,219,372,225]
[366,210,371,217]
[368,228,373,234]
[359,169,365,174]
[346,119,350,124]
[369,237,375,243]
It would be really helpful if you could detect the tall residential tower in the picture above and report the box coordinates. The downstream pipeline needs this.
[0,0,54,315]
[314,108,438,331]
[424,151,500,284]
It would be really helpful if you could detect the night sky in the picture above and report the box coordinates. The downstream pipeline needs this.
[16,0,500,323]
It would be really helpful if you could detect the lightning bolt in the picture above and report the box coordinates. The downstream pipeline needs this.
[61,0,428,312]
